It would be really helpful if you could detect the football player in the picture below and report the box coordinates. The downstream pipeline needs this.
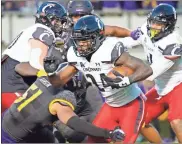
[1,1,67,113]
[1,76,125,143]
[52,0,139,142]
[131,3,182,142]
[43,15,153,143]
[15,0,140,142]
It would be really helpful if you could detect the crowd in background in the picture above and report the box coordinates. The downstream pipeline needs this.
[1,0,181,14]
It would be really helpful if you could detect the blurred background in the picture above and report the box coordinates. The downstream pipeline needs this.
[1,0,182,142]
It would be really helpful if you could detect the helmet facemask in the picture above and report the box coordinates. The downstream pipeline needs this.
[72,32,99,57]
[147,16,167,40]
[147,4,177,42]
[48,15,67,36]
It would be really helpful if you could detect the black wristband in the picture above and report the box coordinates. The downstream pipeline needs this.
[67,116,110,138]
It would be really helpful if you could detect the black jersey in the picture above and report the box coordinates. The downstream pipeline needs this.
[2,77,76,142]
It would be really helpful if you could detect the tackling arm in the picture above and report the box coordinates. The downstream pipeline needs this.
[15,38,49,77]
[50,103,111,138]
[15,62,47,77]
[15,62,38,76]
[104,25,131,37]
[48,65,78,87]
[50,102,125,140]
[43,56,78,87]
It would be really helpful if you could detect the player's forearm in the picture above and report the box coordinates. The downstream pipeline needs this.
[129,62,153,83]
[105,25,131,37]
[15,62,38,76]
[66,116,110,138]
[48,69,76,87]
[56,106,111,139]
[48,74,65,87]
[118,37,141,49]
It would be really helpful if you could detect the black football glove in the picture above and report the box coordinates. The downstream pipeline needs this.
[43,56,61,76]
[101,70,130,89]
[109,126,125,142]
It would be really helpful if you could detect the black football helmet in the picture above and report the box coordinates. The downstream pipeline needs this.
[67,0,94,17]
[71,15,105,57]
[35,1,67,36]
[147,3,177,41]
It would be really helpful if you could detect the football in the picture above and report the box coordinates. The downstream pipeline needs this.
[107,66,134,78]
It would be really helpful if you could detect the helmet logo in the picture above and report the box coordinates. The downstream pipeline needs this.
[42,3,55,12]
[171,44,181,55]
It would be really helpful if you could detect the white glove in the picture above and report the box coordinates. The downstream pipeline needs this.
[101,70,131,89]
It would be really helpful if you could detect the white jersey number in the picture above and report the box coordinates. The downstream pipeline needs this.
[86,73,106,92]
[147,53,153,64]
[86,73,116,92]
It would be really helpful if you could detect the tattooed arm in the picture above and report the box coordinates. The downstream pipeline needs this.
[101,41,153,88]
[115,52,153,83]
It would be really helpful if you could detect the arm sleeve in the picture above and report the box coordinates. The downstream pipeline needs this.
[118,37,141,49]
[147,57,175,81]
[66,116,110,138]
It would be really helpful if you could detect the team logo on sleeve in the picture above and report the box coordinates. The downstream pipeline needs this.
[171,44,181,56]
[40,30,52,42]
[32,27,54,46]
[163,43,182,60]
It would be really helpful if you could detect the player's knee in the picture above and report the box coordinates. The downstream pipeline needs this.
[170,119,181,127]
[170,119,182,133]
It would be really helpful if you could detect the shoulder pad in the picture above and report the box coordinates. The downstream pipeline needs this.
[32,27,55,46]
[163,43,182,60]
[54,90,76,110]
[111,41,128,63]
[67,46,78,63]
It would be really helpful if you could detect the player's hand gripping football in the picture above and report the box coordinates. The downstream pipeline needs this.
[101,70,131,89]
[44,56,60,76]
[109,126,125,142]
